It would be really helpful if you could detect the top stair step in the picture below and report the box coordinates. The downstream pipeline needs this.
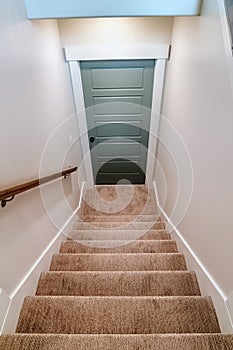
[80,185,157,216]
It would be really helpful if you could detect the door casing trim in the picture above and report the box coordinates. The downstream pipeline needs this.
[65,45,169,187]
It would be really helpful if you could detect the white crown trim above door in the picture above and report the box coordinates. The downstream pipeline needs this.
[64,44,170,62]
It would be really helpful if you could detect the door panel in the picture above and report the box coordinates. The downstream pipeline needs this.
[93,97,143,115]
[91,68,144,89]
[95,121,141,137]
[80,60,155,184]
[99,160,139,174]
[98,142,140,157]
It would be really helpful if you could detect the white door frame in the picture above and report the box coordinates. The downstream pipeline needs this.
[65,44,169,188]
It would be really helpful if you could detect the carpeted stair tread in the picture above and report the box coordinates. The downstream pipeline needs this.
[68,229,170,241]
[36,271,201,296]
[73,221,165,230]
[16,296,220,334]
[80,201,156,216]
[59,240,178,254]
[1,185,229,348]
[1,334,233,350]
[50,253,187,271]
[80,185,157,217]
[78,214,161,222]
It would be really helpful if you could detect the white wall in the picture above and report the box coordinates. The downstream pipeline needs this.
[0,0,85,333]
[58,17,173,47]
[155,0,233,331]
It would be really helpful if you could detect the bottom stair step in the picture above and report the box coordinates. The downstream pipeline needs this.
[2,334,233,350]
[16,296,220,334]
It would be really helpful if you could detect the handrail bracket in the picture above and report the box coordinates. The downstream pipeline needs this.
[1,196,15,208]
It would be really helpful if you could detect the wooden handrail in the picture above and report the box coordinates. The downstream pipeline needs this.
[0,166,78,208]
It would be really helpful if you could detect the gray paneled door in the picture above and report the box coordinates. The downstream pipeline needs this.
[80,60,155,184]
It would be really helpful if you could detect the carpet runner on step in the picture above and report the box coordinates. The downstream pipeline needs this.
[1,185,233,349]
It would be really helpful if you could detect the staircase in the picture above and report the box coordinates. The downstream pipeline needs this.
[1,185,233,349]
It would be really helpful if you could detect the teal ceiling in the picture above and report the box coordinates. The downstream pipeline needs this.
[24,0,202,19]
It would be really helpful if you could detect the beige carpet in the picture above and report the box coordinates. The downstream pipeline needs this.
[59,240,178,253]
[79,185,155,216]
[50,253,187,271]
[80,214,160,222]
[1,185,232,349]
[1,334,233,350]
[68,229,169,241]
[36,271,201,296]
[16,296,220,334]
[72,221,165,230]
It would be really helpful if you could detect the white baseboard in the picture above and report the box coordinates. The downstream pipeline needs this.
[153,180,233,333]
[0,181,86,334]
[1,234,65,334]
[0,290,11,334]
[226,293,233,329]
